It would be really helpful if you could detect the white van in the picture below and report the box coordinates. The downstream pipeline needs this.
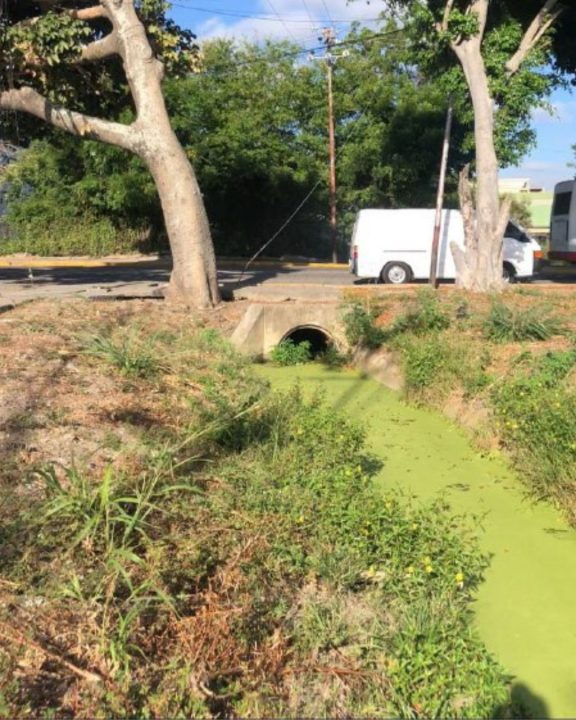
[349,208,541,283]
[549,180,576,262]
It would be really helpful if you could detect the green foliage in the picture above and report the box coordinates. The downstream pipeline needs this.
[491,350,576,504]
[2,139,160,255]
[398,330,491,404]
[0,323,509,717]
[392,289,451,336]
[2,27,473,259]
[270,339,312,366]
[82,328,163,378]
[342,301,386,349]
[2,1,200,110]
[483,301,565,343]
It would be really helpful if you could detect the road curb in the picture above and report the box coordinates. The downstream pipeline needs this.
[0,255,349,271]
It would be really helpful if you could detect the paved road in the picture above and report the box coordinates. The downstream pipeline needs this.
[0,262,575,307]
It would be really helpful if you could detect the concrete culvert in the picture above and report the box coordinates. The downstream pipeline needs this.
[282,326,331,357]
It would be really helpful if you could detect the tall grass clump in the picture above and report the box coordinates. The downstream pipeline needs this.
[342,300,386,349]
[391,289,450,336]
[0,324,510,718]
[483,301,565,343]
[492,350,576,516]
[82,327,163,378]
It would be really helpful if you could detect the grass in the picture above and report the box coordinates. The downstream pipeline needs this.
[483,301,565,343]
[0,306,510,718]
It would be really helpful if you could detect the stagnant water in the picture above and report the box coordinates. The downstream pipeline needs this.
[258,364,576,719]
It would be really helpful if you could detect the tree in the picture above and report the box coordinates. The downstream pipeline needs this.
[383,0,576,291]
[0,0,219,307]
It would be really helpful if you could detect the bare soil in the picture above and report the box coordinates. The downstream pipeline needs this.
[0,297,247,483]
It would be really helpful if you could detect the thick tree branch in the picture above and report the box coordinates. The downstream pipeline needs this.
[470,0,489,44]
[79,32,118,62]
[0,87,135,151]
[70,5,110,21]
[441,0,456,33]
[17,4,109,29]
[505,0,563,77]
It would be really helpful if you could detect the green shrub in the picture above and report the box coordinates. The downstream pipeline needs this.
[270,339,312,366]
[492,350,576,504]
[318,343,347,367]
[483,302,565,343]
[392,289,450,336]
[399,333,491,404]
[342,301,386,349]
[0,215,150,256]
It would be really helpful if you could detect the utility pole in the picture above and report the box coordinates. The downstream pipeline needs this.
[430,102,453,288]
[321,28,338,264]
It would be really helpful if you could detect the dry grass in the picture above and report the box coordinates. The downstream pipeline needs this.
[0,298,246,482]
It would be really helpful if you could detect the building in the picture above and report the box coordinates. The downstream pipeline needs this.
[498,178,553,244]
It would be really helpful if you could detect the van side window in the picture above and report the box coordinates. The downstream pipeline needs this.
[553,192,572,216]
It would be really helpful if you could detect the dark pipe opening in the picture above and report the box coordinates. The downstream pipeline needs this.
[283,327,331,357]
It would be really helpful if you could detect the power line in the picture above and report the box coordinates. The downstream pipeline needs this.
[319,0,335,28]
[264,0,300,44]
[169,3,381,25]
[240,95,382,274]
[192,28,403,78]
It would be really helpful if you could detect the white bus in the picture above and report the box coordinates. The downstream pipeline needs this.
[549,180,576,262]
[349,209,541,284]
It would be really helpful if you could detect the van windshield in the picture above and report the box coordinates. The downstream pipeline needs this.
[505,221,529,242]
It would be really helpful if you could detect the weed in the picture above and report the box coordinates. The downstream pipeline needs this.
[483,302,565,343]
[270,339,312,366]
[398,333,491,405]
[318,343,347,368]
[392,289,450,336]
[492,350,576,509]
[82,328,162,378]
[342,301,386,349]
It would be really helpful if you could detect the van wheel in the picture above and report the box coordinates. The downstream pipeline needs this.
[381,262,412,284]
[503,263,516,284]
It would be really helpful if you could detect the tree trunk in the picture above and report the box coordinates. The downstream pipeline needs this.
[143,138,219,305]
[451,42,509,292]
[101,0,220,307]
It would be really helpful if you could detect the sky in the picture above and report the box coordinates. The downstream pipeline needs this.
[169,0,575,192]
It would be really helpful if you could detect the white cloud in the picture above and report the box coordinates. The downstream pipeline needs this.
[531,100,576,124]
[195,0,384,44]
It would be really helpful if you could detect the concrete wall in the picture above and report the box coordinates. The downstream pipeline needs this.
[230,302,347,358]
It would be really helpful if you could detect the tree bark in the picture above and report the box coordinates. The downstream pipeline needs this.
[103,0,220,306]
[451,39,507,292]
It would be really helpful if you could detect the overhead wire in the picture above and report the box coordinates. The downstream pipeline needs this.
[300,0,320,41]
[319,0,336,29]
[193,28,402,78]
[169,3,381,25]
[263,0,301,45]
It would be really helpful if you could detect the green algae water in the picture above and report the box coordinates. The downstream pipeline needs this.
[258,364,576,719]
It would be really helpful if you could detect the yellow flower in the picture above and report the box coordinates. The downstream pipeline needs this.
[425,565,433,574]
[406,565,414,574]
[412,523,418,530]
[423,556,431,565]
[455,572,464,584]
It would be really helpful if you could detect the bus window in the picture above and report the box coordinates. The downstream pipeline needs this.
[553,192,572,216]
